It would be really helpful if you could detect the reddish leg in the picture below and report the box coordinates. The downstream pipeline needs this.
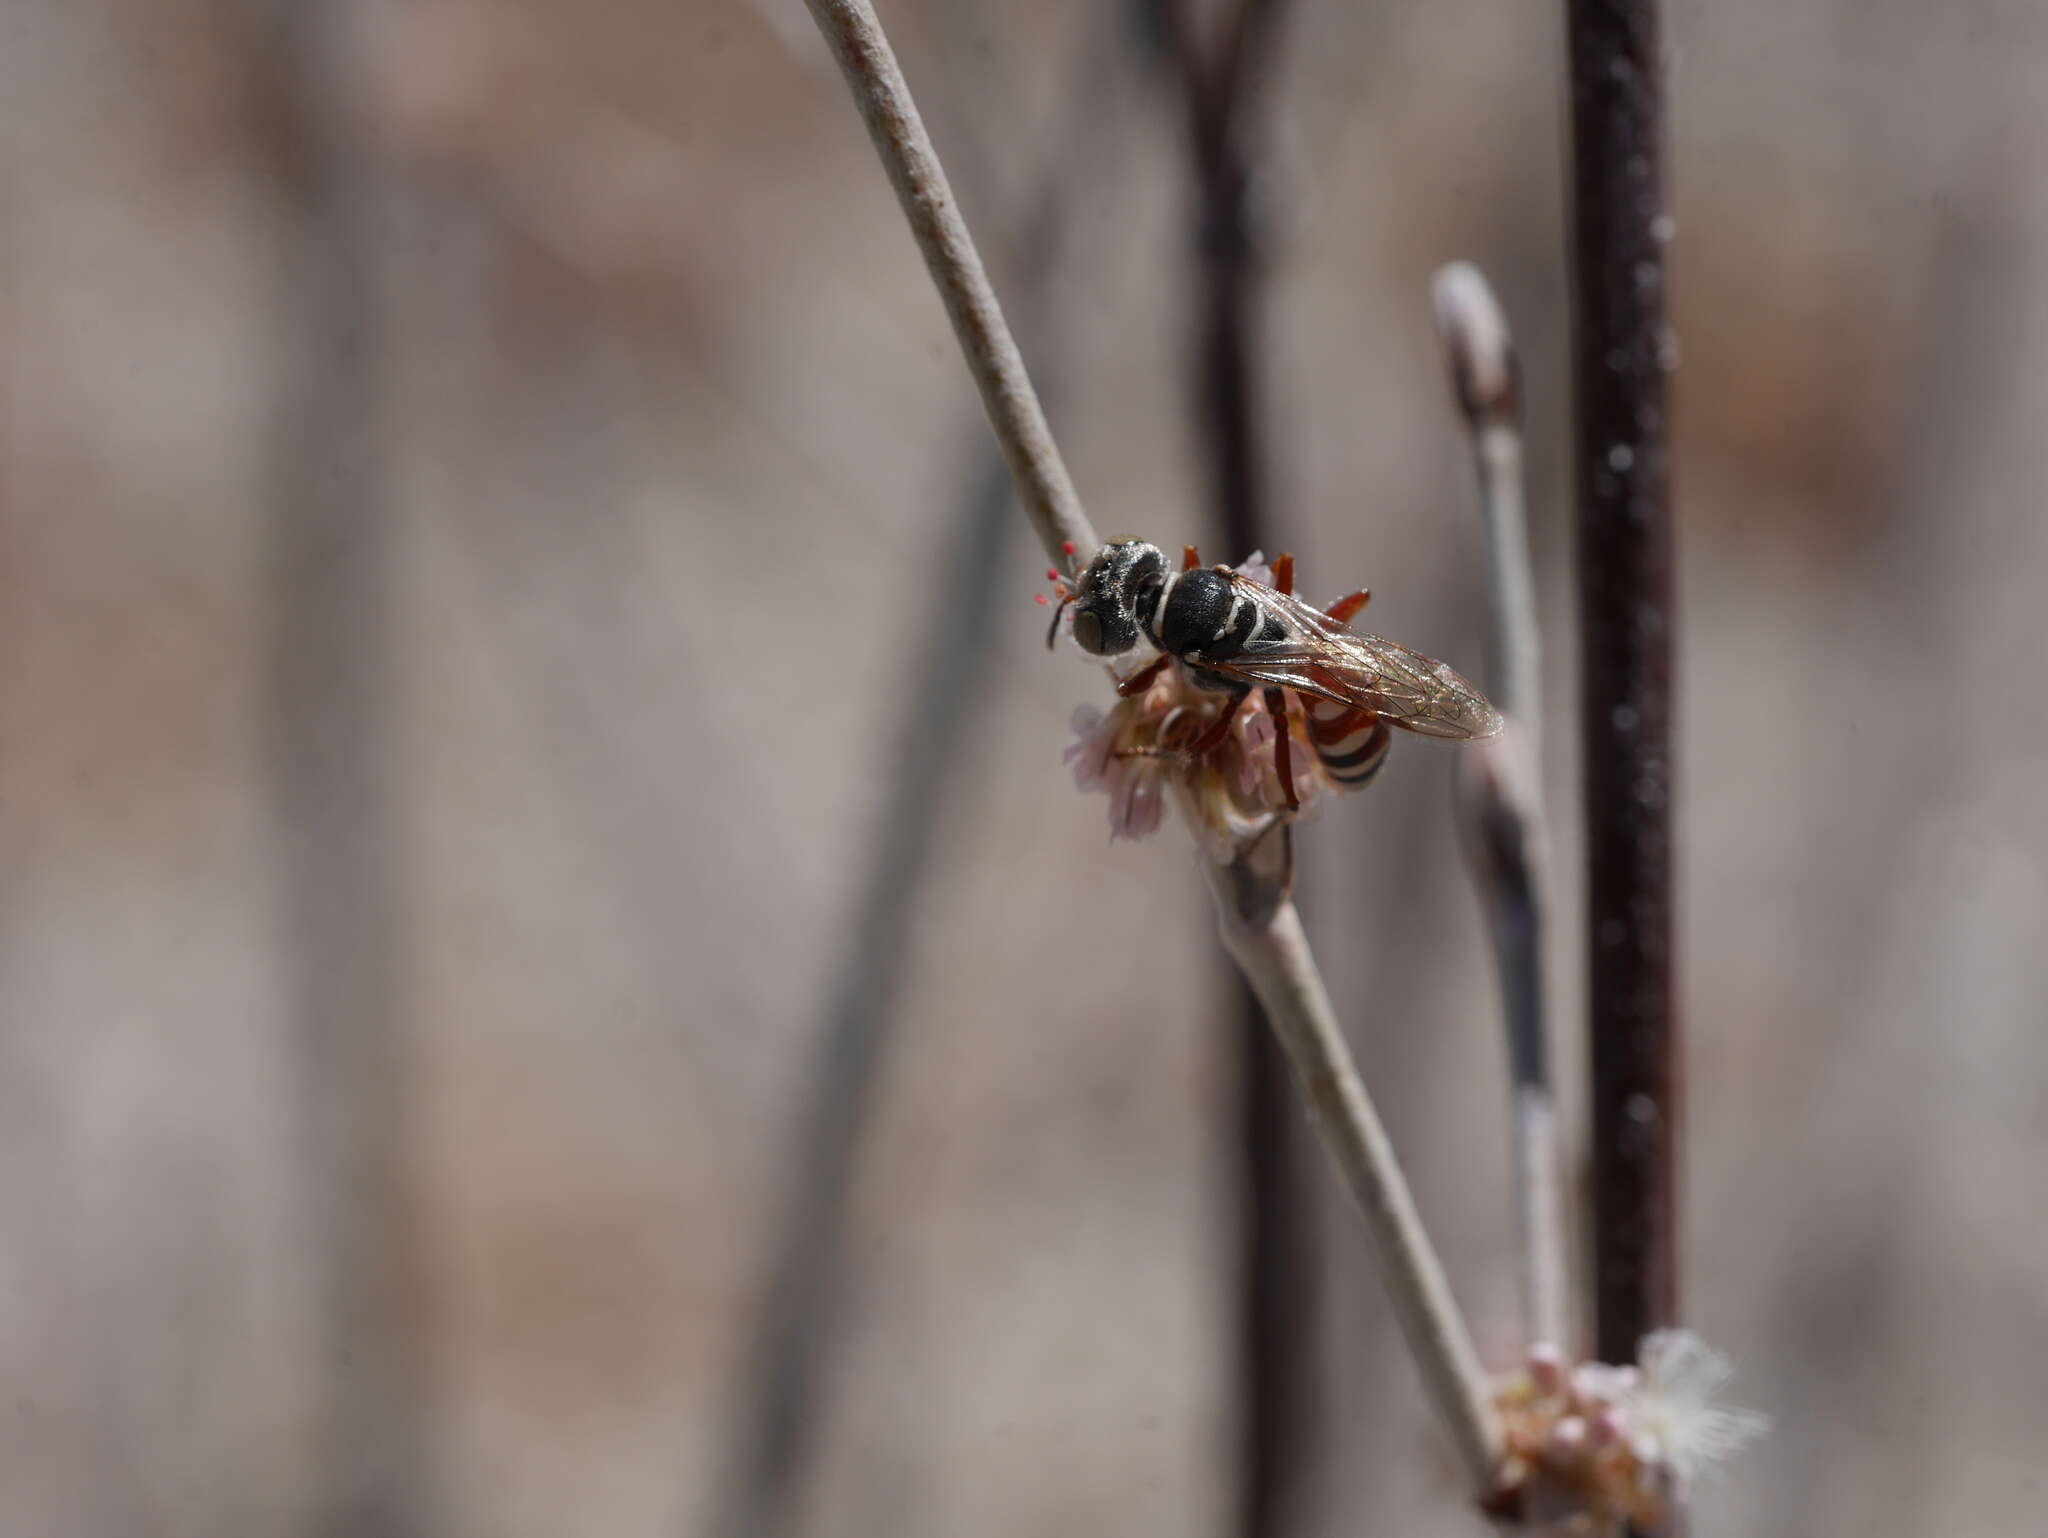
[1264,687,1300,812]
[1272,552,1295,595]
[1325,589,1371,624]
[1115,654,1171,697]
[1182,543,1202,572]
[1182,688,1248,758]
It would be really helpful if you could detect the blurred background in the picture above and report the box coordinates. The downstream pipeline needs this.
[6,1,2047,1535]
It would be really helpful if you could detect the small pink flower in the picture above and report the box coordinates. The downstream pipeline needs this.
[1107,759,1165,840]
[1062,705,1117,791]
[1061,685,1175,842]
[1233,550,1274,588]
[1061,661,1326,851]
[1490,1332,1768,1533]
[1055,553,1353,855]
[1232,694,1322,816]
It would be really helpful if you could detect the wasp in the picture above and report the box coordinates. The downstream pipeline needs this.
[1049,539,1501,811]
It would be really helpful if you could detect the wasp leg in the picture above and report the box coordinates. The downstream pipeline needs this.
[1273,552,1295,595]
[1115,654,1171,697]
[1264,688,1300,812]
[1181,686,1248,760]
[1325,589,1371,624]
[1182,543,1202,572]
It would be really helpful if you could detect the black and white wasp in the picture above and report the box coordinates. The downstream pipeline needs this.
[1049,539,1501,809]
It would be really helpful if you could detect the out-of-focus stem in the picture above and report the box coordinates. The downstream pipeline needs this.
[264,8,428,1536]
[1433,264,1540,732]
[1203,856,1506,1495]
[1432,263,1571,1354]
[1564,0,1681,1375]
[1157,0,1292,544]
[799,0,1098,570]
[1152,3,1307,1532]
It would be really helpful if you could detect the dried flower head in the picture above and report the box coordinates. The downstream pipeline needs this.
[1488,1331,1768,1533]
[1053,554,1329,855]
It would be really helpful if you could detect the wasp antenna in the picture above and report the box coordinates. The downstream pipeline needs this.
[1045,594,1073,649]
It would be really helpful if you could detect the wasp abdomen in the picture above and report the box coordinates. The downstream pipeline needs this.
[1306,700,1391,790]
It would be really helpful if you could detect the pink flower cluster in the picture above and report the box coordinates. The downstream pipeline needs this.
[1061,657,1323,853]
[1488,1331,1768,1532]
[1057,554,1326,854]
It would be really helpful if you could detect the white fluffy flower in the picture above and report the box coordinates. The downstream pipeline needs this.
[1620,1329,1771,1488]
[1490,1330,1768,1532]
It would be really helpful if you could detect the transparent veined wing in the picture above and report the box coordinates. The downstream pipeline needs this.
[1190,575,1504,740]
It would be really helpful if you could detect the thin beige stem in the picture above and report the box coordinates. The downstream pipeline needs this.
[1433,263,1540,732]
[801,0,1505,1500]
[1514,1083,1570,1352]
[800,0,1098,569]
[1203,857,1505,1492]
[1434,262,1573,1353]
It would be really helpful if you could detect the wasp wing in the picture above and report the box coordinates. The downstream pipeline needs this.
[1190,576,1504,740]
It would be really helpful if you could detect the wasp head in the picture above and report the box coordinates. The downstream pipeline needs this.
[1067,540,1167,656]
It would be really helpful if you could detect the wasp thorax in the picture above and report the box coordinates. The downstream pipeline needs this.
[1070,540,1167,656]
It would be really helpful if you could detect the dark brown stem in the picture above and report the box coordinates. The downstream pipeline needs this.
[1160,0,1290,552]
[1564,0,1680,1371]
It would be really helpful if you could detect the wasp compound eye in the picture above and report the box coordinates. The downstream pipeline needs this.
[1070,607,1105,655]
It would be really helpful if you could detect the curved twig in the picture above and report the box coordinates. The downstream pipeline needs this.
[1434,262,1572,1355]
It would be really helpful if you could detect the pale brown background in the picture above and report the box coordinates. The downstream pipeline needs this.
[5,2,2046,1535]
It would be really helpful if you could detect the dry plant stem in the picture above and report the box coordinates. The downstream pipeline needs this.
[804,0,1500,1499]
[1434,264,1571,1353]
[1431,263,1539,730]
[1565,0,1681,1374]
[1470,426,1569,1356]
[713,16,1135,1536]
[800,0,1098,569]
[1204,858,1504,1493]
[1476,424,1541,723]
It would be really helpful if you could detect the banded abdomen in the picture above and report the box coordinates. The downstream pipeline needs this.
[1305,699,1391,790]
